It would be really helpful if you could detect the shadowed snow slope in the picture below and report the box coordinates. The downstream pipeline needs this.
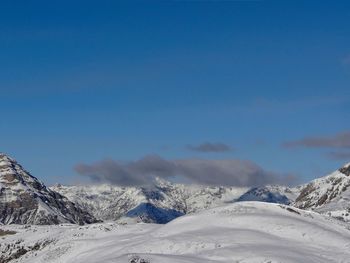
[2,202,350,263]
[237,185,300,204]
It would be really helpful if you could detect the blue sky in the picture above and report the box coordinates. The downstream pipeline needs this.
[1,1,349,185]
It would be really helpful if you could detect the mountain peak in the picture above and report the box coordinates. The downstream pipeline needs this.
[0,153,17,165]
[0,153,97,225]
[339,162,350,176]
[0,153,16,169]
[0,152,11,158]
[0,152,45,193]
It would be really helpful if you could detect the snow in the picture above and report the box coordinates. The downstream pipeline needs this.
[2,201,350,263]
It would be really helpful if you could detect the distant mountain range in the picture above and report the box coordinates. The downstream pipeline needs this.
[51,179,248,224]
[51,179,301,224]
[1,152,350,225]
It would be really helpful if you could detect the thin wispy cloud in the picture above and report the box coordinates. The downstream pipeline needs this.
[342,54,350,65]
[74,155,296,187]
[283,131,350,149]
[327,151,350,160]
[186,142,232,153]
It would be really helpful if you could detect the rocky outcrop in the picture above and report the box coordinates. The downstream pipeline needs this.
[339,163,350,176]
[0,153,97,225]
[294,162,350,222]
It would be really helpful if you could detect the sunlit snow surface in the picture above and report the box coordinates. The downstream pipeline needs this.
[2,202,350,263]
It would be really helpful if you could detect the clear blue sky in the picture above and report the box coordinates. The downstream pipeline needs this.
[1,1,349,185]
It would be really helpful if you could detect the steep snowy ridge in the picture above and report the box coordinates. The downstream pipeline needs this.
[0,153,97,225]
[294,162,350,221]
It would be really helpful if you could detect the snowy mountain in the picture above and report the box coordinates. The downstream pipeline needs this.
[0,153,97,225]
[51,180,249,223]
[1,201,350,263]
[237,185,301,204]
[0,152,307,225]
[51,179,300,224]
[0,152,302,225]
[294,162,350,222]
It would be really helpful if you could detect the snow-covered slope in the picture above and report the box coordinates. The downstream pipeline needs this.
[294,162,350,221]
[0,153,97,225]
[2,202,350,263]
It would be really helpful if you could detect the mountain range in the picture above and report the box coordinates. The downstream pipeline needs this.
[1,153,350,225]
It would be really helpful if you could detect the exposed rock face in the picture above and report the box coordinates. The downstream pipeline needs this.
[294,162,350,222]
[0,153,97,225]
